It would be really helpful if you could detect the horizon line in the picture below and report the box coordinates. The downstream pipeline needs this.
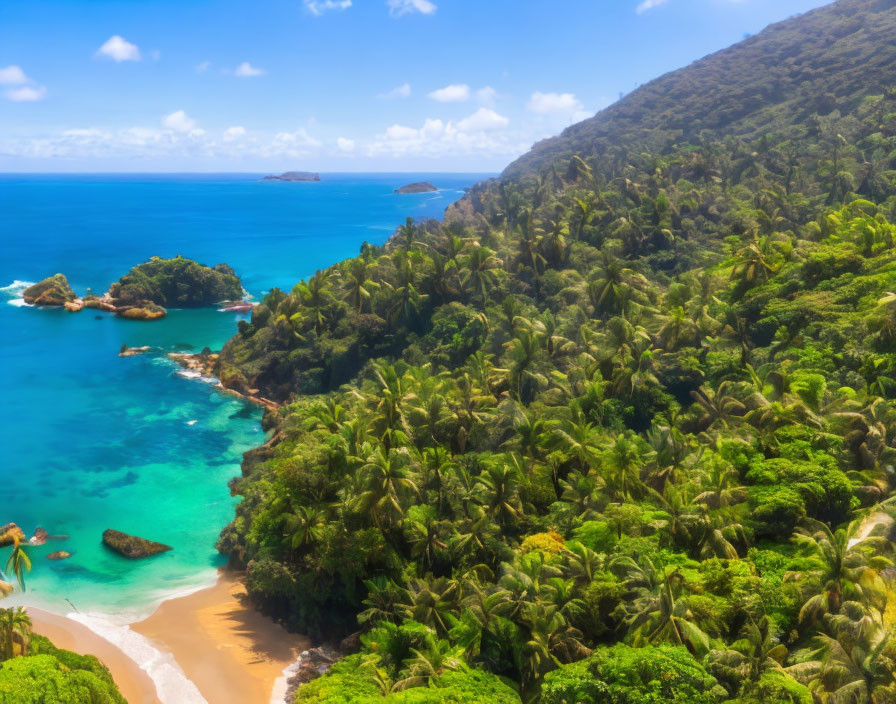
[0,170,499,175]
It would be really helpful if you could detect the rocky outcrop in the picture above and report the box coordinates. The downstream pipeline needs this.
[395,181,437,194]
[0,523,26,547]
[46,551,72,561]
[168,352,281,412]
[23,275,76,306]
[117,305,167,321]
[282,647,339,702]
[119,345,152,357]
[102,529,172,558]
[23,257,243,322]
[262,171,320,182]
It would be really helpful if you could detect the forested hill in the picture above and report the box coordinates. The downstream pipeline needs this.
[214,0,896,702]
[488,0,896,184]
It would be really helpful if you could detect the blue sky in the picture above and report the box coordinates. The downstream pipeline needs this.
[0,0,831,172]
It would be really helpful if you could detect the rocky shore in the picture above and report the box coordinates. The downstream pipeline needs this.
[168,351,281,412]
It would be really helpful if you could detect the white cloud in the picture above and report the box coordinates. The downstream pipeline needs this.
[476,86,497,105]
[3,123,327,162]
[196,61,211,74]
[368,113,525,159]
[636,0,667,13]
[428,84,470,103]
[96,35,141,62]
[387,0,436,16]
[162,110,198,133]
[0,65,28,85]
[379,83,411,99]
[274,128,322,148]
[337,137,356,152]
[235,62,265,77]
[223,126,247,141]
[527,91,583,115]
[457,108,508,132]
[304,0,352,15]
[5,85,47,102]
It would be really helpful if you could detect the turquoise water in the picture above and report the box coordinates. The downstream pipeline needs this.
[0,173,481,617]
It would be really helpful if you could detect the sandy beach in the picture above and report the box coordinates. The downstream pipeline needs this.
[28,607,161,704]
[30,571,308,704]
[133,572,308,704]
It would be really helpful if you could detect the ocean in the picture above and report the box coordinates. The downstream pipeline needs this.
[0,173,482,620]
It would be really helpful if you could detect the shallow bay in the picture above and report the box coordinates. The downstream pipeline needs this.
[0,173,480,616]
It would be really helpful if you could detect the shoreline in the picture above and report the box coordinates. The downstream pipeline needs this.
[29,570,308,704]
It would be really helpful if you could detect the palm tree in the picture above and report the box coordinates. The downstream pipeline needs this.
[475,459,524,528]
[691,383,747,431]
[788,601,896,704]
[399,576,459,637]
[707,616,791,698]
[4,538,31,592]
[461,245,503,304]
[283,505,326,550]
[0,607,32,660]
[342,258,380,313]
[788,518,892,626]
[357,447,420,528]
[586,254,648,318]
[601,432,647,501]
[624,564,713,657]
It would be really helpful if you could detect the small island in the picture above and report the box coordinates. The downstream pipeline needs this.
[262,171,321,182]
[394,181,438,194]
[22,256,244,321]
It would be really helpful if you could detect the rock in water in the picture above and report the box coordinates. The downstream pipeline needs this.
[117,305,167,321]
[102,529,172,558]
[0,523,27,547]
[395,181,437,194]
[119,345,152,357]
[29,527,49,545]
[22,274,76,306]
[46,551,72,561]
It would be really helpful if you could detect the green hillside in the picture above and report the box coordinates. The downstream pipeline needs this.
[212,0,896,701]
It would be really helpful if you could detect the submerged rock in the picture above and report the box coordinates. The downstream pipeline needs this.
[46,551,72,561]
[23,275,76,306]
[395,181,437,194]
[102,529,172,559]
[119,345,152,357]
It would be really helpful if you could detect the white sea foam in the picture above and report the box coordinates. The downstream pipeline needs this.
[68,612,209,704]
[175,368,218,384]
[2,280,35,307]
[0,279,34,293]
[271,657,303,704]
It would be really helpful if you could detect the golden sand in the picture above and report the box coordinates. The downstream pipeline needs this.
[30,571,308,704]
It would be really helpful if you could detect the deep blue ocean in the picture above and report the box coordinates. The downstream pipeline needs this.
[0,173,483,618]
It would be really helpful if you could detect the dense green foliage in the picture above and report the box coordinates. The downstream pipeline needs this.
[108,255,242,307]
[214,0,896,701]
[0,628,126,704]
